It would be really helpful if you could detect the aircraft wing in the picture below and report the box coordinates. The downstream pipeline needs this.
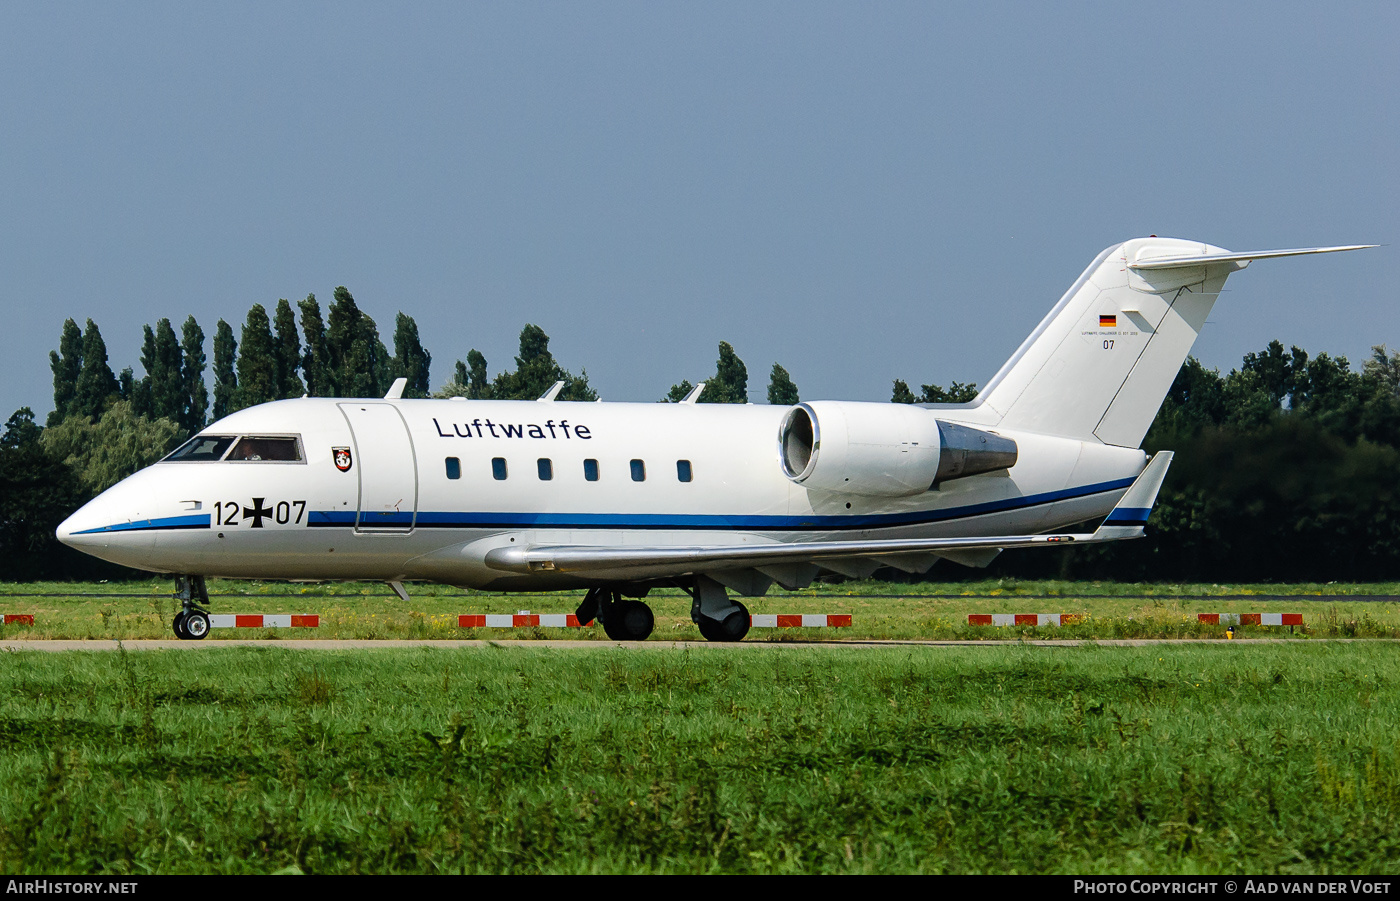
[484,452,1174,582]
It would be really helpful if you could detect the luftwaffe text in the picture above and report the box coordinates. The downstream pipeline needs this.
[432,418,592,440]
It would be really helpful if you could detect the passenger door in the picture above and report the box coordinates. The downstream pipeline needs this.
[338,403,418,532]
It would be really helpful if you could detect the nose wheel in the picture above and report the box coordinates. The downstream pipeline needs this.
[173,575,211,641]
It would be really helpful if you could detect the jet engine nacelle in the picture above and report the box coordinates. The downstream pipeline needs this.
[778,401,1018,497]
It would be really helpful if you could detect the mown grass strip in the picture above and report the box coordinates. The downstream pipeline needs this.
[4,579,1400,641]
[0,643,1397,874]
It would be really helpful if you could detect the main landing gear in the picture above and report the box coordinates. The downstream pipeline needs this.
[576,578,752,642]
[172,575,211,641]
[576,587,655,641]
[688,575,750,642]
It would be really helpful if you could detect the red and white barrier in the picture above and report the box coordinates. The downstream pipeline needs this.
[209,614,320,629]
[459,614,588,628]
[750,614,852,628]
[3,614,34,625]
[456,612,853,629]
[1199,613,1302,626]
[968,614,1082,626]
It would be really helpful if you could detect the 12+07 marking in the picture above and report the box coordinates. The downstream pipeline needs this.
[213,499,306,528]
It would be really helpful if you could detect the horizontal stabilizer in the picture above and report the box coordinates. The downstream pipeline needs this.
[1129,245,1376,271]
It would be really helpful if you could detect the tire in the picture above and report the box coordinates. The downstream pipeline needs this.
[172,612,189,640]
[697,603,750,642]
[183,610,211,641]
[603,600,654,641]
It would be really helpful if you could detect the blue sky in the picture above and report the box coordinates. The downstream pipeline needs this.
[2,2,1395,420]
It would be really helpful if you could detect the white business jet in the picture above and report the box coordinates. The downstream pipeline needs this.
[56,237,1373,641]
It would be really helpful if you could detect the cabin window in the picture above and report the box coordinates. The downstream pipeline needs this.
[677,460,693,482]
[163,435,237,462]
[630,459,646,482]
[538,458,553,481]
[445,457,461,480]
[492,457,508,480]
[226,436,303,462]
[583,459,599,481]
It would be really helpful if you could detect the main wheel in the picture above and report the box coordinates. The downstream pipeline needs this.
[603,600,654,641]
[182,610,211,641]
[697,602,750,642]
[172,612,189,640]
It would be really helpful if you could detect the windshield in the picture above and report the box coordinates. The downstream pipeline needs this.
[164,435,237,462]
[162,434,304,462]
[227,436,303,462]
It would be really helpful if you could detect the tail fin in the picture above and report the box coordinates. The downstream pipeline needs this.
[974,238,1374,448]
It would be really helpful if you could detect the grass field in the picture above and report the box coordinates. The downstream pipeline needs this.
[1,578,1398,641]
[1,642,1398,874]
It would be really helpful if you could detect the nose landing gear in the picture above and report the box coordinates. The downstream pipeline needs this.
[173,575,211,641]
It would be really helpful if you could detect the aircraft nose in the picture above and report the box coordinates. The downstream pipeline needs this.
[56,496,114,548]
[55,489,155,555]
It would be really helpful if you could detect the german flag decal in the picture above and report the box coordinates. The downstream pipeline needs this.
[1099,314,1117,328]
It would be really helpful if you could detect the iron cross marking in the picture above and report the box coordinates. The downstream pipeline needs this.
[243,498,274,528]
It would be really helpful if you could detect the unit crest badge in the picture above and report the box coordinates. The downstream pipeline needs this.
[333,447,353,472]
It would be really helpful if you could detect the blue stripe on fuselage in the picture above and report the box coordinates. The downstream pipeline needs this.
[305,477,1136,531]
[73,514,211,534]
[83,478,1138,535]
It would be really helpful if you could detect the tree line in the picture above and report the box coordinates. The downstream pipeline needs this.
[989,341,1400,583]
[3,283,1399,582]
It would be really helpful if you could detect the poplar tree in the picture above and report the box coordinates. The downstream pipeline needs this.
[273,299,304,399]
[132,324,156,417]
[372,336,392,398]
[490,325,596,400]
[767,364,799,405]
[212,320,238,420]
[298,294,331,397]
[48,319,83,425]
[465,350,491,399]
[150,319,183,420]
[391,312,431,398]
[326,287,386,398]
[71,320,119,420]
[438,352,493,399]
[237,304,277,408]
[700,341,747,403]
[181,316,207,432]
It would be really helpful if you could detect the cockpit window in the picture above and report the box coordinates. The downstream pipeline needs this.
[227,436,303,462]
[164,435,237,462]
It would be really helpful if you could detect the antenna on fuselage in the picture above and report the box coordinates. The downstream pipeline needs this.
[680,382,706,404]
[384,378,408,399]
[537,381,566,402]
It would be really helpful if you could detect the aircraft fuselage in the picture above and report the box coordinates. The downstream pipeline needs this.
[57,396,1146,590]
